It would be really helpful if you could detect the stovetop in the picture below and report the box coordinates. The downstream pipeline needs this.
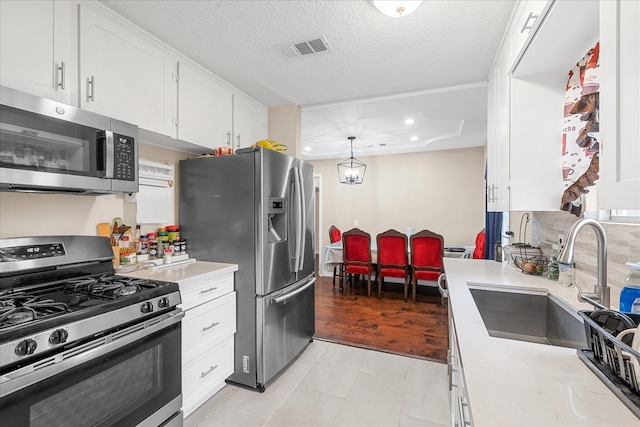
[0,274,179,342]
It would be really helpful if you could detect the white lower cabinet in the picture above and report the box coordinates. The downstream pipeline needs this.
[449,306,473,427]
[180,278,236,418]
[182,323,235,417]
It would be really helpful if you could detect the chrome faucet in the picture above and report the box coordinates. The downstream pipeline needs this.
[557,218,609,309]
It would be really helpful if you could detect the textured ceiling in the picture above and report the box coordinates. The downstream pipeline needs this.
[98,0,515,159]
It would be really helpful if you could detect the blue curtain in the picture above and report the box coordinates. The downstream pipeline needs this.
[485,212,503,260]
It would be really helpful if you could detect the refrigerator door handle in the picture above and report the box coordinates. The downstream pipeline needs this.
[296,167,306,271]
[293,166,304,272]
[271,277,316,304]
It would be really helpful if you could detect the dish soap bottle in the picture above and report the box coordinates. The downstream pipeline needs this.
[620,262,640,313]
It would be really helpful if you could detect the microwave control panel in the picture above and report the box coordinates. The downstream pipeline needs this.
[113,134,135,181]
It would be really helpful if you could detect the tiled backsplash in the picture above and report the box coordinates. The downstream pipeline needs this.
[531,211,640,310]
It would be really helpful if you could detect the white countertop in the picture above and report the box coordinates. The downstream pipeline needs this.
[120,260,237,287]
[444,258,638,426]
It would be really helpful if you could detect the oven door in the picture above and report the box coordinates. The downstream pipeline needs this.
[0,309,184,427]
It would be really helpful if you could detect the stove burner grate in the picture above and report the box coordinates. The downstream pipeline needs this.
[64,274,161,300]
[0,292,69,327]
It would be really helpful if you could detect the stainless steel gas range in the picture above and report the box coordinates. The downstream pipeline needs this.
[0,236,184,427]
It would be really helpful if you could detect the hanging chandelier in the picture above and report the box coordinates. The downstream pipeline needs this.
[337,136,367,185]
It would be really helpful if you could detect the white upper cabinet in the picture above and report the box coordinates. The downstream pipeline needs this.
[598,0,640,210]
[509,1,548,71]
[486,48,510,212]
[232,93,268,150]
[177,62,233,150]
[508,0,598,211]
[79,3,177,136]
[0,0,76,104]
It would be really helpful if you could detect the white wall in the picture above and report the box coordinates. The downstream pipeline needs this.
[0,142,193,238]
[310,147,486,249]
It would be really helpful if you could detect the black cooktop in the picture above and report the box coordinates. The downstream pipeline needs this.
[0,274,179,343]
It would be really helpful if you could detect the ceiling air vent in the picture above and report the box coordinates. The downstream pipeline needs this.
[279,35,332,58]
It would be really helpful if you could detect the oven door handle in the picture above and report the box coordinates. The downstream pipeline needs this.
[0,309,184,399]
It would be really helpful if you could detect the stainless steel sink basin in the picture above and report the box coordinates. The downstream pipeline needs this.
[469,285,587,349]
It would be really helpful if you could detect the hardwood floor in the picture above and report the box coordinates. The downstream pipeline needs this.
[313,268,449,363]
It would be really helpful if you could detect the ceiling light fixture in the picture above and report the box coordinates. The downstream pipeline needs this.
[410,136,418,141]
[370,1,423,18]
[337,136,367,185]
[405,118,415,125]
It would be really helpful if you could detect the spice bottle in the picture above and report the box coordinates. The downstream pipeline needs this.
[149,240,159,260]
[134,225,142,254]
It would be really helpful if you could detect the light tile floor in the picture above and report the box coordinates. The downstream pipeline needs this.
[184,340,450,427]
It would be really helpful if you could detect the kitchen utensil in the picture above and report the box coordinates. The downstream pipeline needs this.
[97,222,111,238]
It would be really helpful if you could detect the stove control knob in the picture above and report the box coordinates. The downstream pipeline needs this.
[158,297,170,308]
[49,329,69,345]
[141,302,154,313]
[15,339,37,356]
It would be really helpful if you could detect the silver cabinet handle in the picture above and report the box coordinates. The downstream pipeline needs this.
[520,12,538,33]
[200,365,218,379]
[236,134,241,149]
[87,76,96,101]
[201,321,220,332]
[226,131,231,147]
[199,286,218,294]
[56,62,65,90]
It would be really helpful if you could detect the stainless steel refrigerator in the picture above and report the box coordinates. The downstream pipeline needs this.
[179,147,315,391]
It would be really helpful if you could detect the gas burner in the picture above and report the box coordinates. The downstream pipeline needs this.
[63,274,161,300]
[0,293,68,327]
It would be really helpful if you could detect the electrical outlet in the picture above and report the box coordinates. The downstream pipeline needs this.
[353,219,359,226]
[558,234,565,249]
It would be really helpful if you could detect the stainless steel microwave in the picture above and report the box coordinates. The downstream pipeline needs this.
[0,85,138,195]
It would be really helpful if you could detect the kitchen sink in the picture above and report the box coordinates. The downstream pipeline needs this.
[469,285,587,349]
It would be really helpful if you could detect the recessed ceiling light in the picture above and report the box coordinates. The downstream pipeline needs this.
[410,136,418,141]
[304,147,311,151]
[405,119,414,125]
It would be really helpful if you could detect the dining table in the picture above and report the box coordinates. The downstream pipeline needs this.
[318,242,474,278]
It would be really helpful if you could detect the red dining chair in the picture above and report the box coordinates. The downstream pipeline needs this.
[342,228,376,297]
[472,228,486,260]
[329,225,343,288]
[410,230,445,304]
[376,229,409,300]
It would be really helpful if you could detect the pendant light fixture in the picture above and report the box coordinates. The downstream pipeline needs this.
[337,136,367,185]
[370,0,423,18]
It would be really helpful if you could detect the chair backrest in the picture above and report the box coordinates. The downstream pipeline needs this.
[342,228,372,264]
[472,229,486,259]
[410,229,444,270]
[329,225,341,243]
[376,229,408,268]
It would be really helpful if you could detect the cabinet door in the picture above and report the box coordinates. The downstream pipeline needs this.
[232,93,268,150]
[0,0,75,104]
[79,4,177,136]
[509,1,549,71]
[178,61,233,150]
[486,49,510,212]
[599,0,640,210]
